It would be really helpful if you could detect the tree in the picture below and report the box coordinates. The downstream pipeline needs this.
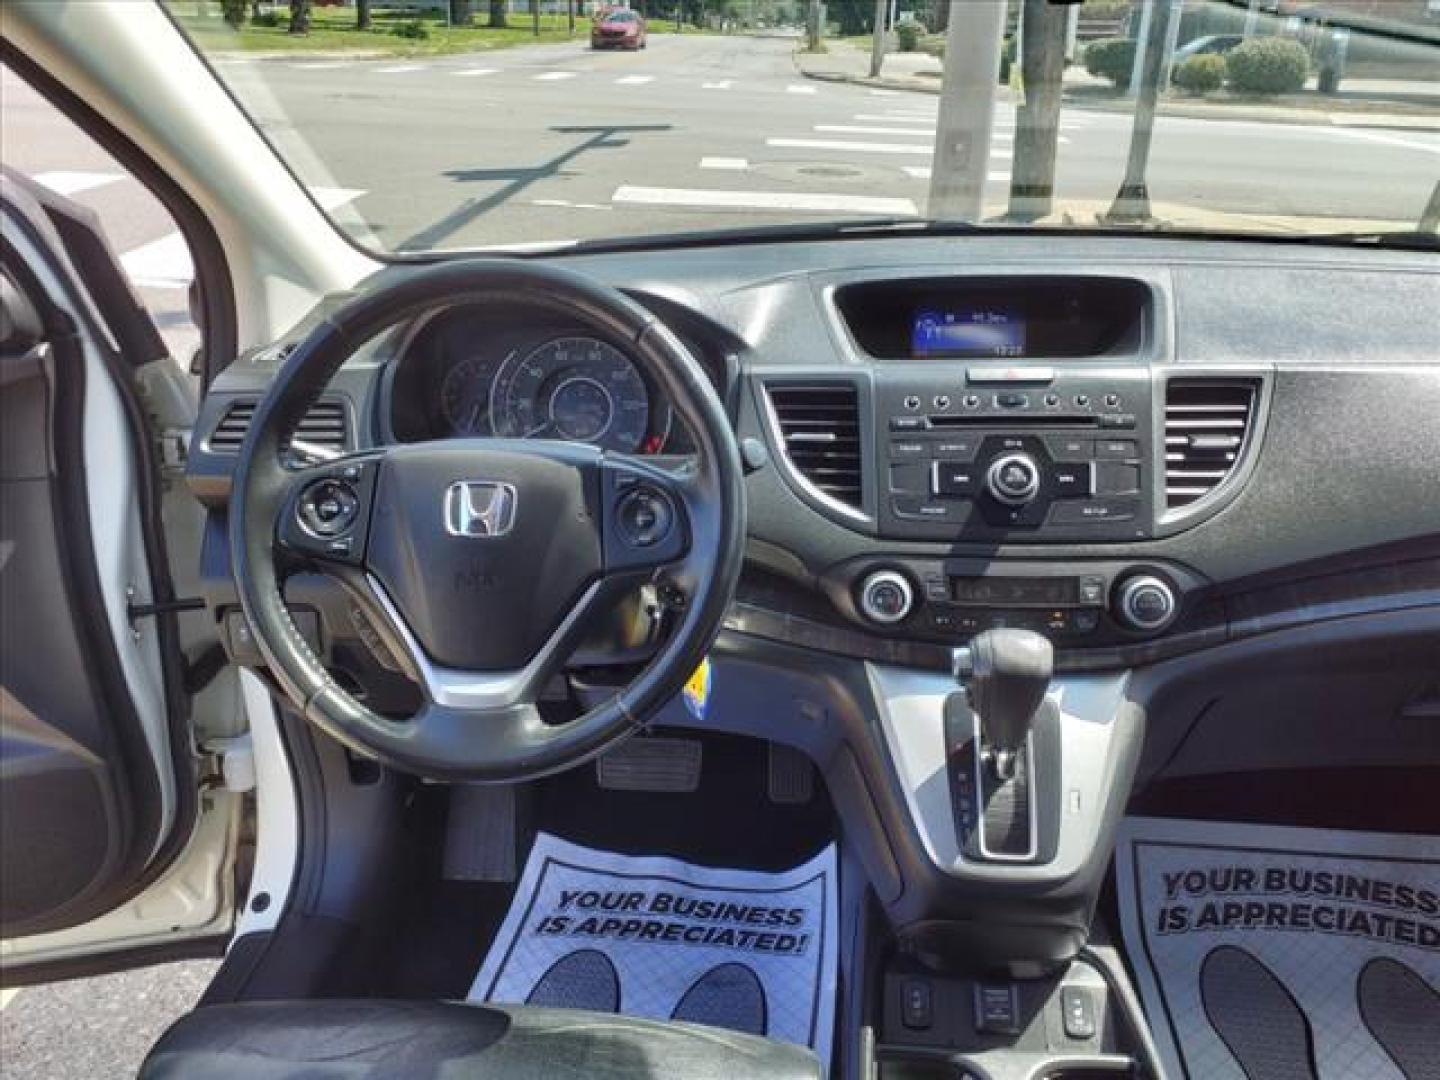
[451,0,475,26]
[288,0,312,35]
[488,0,508,28]
[927,0,949,34]
[221,0,247,28]
[1007,0,1068,220]
[357,0,372,30]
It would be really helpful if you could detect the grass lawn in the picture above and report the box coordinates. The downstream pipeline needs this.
[166,3,710,57]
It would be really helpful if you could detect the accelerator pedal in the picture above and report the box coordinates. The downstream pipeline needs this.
[597,736,703,793]
[767,743,814,805]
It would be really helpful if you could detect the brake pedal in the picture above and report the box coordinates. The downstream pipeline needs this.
[597,736,702,793]
[768,743,814,805]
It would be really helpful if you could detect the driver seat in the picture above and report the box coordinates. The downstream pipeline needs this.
[138,999,823,1079]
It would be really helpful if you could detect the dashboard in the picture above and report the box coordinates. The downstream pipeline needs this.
[187,234,1440,686]
[386,302,693,454]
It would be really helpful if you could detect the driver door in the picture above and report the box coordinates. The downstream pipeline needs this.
[1,167,242,982]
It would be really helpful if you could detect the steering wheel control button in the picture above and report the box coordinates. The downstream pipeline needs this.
[1115,574,1178,633]
[299,479,360,537]
[617,487,673,547]
[858,570,914,625]
[986,453,1042,506]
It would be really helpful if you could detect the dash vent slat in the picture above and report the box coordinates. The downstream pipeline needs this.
[767,383,864,512]
[207,398,350,455]
[1164,380,1257,509]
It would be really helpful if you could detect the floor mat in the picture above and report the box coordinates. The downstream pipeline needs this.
[1116,817,1440,1080]
[467,832,838,1072]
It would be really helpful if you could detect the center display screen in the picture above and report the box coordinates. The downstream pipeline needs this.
[951,576,1078,606]
[912,306,1026,358]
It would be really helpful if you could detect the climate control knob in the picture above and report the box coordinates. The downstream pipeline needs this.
[858,570,915,626]
[1114,575,1178,633]
[985,452,1042,506]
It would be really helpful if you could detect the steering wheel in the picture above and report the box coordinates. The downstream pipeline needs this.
[229,261,745,782]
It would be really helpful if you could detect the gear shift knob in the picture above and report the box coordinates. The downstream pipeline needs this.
[953,629,1053,777]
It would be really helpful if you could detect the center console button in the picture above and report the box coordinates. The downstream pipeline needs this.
[1044,436,1093,462]
[933,437,980,461]
[901,979,933,1030]
[932,461,980,498]
[1049,463,1092,498]
[1095,462,1141,495]
[889,415,926,432]
[889,440,929,459]
[985,453,1042,506]
[1050,499,1137,525]
[889,463,928,494]
[1095,438,1139,460]
[995,392,1029,409]
[893,496,967,523]
[1097,412,1138,430]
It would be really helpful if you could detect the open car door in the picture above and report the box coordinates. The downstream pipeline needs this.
[1,168,242,982]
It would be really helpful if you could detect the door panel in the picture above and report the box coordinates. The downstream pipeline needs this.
[0,170,188,940]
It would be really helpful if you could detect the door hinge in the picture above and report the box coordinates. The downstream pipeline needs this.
[159,427,191,475]
[204,734,256,793]
[126,594,206,628]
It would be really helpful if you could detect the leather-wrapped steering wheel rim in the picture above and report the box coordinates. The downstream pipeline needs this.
[229,259,745,782]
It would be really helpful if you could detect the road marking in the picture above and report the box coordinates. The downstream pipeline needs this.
[615,75,655,85]
[292,61,350,71]
[767,137,930,155]
[309,186,366,211]
[452,67,499,77]
[867,88,900,96]
[375,65,423,74]
[700,157,750,170]
[702,80,733,89]
[0,987,19,1011]
[1333,128,1440,156]
[613,185,917,215]
[117,186,363,292]
[534,71,578,81]
[121,232,193,291]
[33,170,124,196]
[817,124,935,136]
[902,166,1010,182]
[785,84,818,95]
[853,114,935,123]
[531,198,612,210]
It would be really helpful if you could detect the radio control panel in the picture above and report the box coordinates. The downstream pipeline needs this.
[876,367,1154,542]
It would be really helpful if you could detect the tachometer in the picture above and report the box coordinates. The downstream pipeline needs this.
[492,336,652,453]
[439,352,509,435]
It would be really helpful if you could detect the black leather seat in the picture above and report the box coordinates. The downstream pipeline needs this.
[138,999,823,1079]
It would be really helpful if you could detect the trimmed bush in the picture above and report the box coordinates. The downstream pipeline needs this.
[1172,53,1226,96]
[1225,37,1308,95]
[895,19,926,52]
[392,17,429,40]
[1083,37,1138,88]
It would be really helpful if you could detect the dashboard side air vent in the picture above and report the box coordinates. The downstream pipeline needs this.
[766,382,865,513]
[207,397,350,455]
[1164,380,1257,510]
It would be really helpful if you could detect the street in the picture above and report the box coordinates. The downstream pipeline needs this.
[5,31,1438,302]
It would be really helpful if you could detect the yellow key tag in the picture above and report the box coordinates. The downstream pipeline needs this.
[682,658,712,722]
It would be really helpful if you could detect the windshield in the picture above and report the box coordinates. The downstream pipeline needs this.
[171,0,1438,253]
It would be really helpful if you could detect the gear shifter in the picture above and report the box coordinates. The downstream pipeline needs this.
[953,628,1054,780]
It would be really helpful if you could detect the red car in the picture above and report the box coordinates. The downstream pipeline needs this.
[591,8,646,50]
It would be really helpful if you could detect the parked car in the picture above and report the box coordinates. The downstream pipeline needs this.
[1173,33,1246,62]
[591,8,646,50]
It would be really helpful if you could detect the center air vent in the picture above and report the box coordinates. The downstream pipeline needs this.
[207,397,350,455]
[767,382,864,513]
[1164,380,1257,509]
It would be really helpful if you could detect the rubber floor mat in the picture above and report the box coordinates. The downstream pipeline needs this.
[1116,817,1440,1080]
[468,832,837,1072]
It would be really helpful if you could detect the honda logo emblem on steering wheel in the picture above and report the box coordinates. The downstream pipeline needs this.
[444,481,517,538]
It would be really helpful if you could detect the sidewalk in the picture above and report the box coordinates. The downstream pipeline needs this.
[795,40,1440,133]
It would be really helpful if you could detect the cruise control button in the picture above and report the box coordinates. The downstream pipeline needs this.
[1050,499,1137,525]
[1095,438,1139,460]
[1049,463,1091,498]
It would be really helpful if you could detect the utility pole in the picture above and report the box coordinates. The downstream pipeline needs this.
[1008,0,1067,222]
[1105,0,1174,222]
[868,0,887,78]
[805,0,820,51]
[532,0,539,35]
[1242,0,1260,38]
[568,0,575,35]
[927,0,1006,222]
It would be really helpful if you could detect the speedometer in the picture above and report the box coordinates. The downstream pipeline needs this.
[492,336,652,453]
[440,352,508,435]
